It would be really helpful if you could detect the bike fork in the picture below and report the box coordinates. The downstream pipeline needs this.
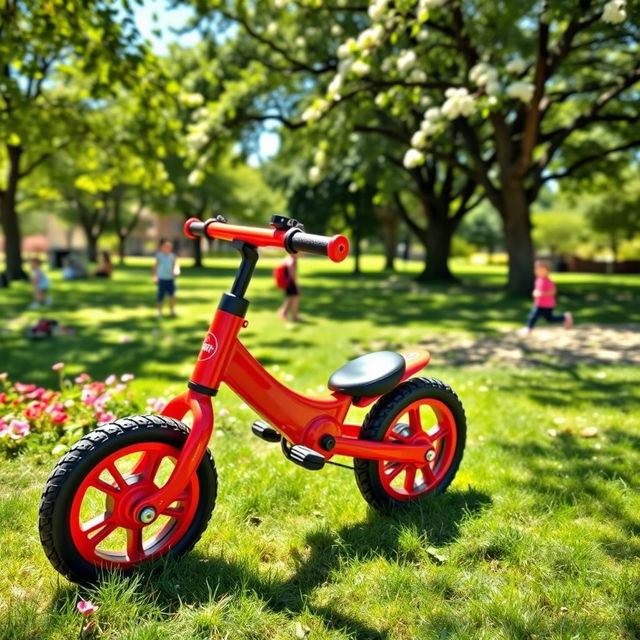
[132,390,213,525]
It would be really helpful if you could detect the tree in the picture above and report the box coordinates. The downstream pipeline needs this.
[0,0,149,279]
[183,0,639,293]
[458,207,503,262]
[587,191,640,261]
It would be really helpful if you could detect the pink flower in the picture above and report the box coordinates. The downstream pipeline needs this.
[77,600,99,616]
[0,418,9,437]
[94,393,111,412]
[75,373,91,384]
[25,401,47,420]
[0,372,7,381]
[81,388,97,407]
[0,392,7,405]
[9,419,30,439]
[105,374,117,386]
[121,374,135,382]
[146,397,167,413]
[97,412,115,424]
[25,387,46,400]
[218,408,230,418]
[14,383,36,394]
[114,384,126,393]
[52,362,65,371]
[51,410,69,425]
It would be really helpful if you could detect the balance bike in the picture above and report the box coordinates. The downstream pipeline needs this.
[38,215,466,584]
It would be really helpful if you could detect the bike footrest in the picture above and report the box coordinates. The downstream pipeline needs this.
[289,445,325,471]
[251,420,281,443]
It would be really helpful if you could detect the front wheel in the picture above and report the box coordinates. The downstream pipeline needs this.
[38,415,217,584]
[354,378,466,513]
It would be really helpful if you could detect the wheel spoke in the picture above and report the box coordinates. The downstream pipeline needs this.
[421,464,437,487]
[88,521,118,548]
[107,462,127,490]
[82,513,113,535]
[161,505,185,518]
[126,528,145,563]
[135,451,164,483]
[383,462,406,482]
[403,466,417,493]
[90,478,121,497]
[429,422,450,441]
[391,422,411,441]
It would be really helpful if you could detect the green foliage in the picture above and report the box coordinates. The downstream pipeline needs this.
[587,191,640,259]
[532,210,587,256]
[458,207,503,254]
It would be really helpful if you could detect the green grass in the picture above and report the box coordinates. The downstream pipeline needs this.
[0,255,639,639]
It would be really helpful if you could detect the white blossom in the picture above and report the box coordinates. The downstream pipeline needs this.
[309,166,321,183]
[397,50,417,74]
[301,99,329,122]
[420,119,439,136]
[187,170,204,186]
[403,148,426,169]
[348,182,359,193]
[274,0,287,7]
[416,29,429,42]
[408,68,427,83]
[486,80,501,96]
[327,75,343,99]
[506,81,535,103]
[441,87,476,119]
[469,62,498,88]
[411,130,428,148]
[331,24,343,37]
[420,0,447,7]
[295,36,306,48]
[602,0,626,23]
[314,149,326,167]
[352,60,371,76]
[424,106,441,121]
[368,0,389,21]
[266,21,278,36]
[357,25,385,49]
[337,38,356,58]
[420,95,431,108]
[381,57,394,73]
[505,57,526,74]
[375,92,388,107]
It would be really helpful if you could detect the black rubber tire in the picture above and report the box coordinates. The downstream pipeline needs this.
[38,414,217,584]
[354,377,466,514]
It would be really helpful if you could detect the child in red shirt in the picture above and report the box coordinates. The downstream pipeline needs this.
[523,259,573,335]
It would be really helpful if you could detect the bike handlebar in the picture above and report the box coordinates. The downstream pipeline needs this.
[184,218,349,263]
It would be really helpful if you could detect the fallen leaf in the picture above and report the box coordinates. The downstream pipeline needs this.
[295,621,310,639]
[559,606,569,613]
[426,546,448,564]
[547,429,558,438]
[579,427,599,438]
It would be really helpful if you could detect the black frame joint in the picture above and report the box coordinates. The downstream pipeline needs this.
[188,381,218,397]
[218,293,249,317]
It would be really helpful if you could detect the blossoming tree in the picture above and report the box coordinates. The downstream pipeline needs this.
[185,0,638,292]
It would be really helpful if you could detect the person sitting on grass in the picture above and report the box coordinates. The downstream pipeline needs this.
[276,253,302,323]
[522,258,573,336]
[94,251,113,278]
[29,257,51,310]
[153,239,179,318]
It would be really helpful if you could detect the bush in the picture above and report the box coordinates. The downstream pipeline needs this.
[0,364,166,457]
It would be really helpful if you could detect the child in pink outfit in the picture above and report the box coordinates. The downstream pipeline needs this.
[524,259,573,335]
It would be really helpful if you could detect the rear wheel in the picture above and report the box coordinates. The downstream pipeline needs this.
[38,415,217,584]
[354,378,466,513]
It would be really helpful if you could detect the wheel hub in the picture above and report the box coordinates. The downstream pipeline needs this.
[137,506,157,524]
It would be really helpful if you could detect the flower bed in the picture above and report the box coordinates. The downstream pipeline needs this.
[0,363,167,456]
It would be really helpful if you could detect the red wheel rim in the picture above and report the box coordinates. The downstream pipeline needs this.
[69,442,199,570]
[378,398,457,501]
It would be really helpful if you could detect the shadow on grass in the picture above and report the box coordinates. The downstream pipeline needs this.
[127,488,490,638]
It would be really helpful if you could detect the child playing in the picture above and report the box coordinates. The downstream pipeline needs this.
[153,240,179,318]
[29,258,51,310]
[276,254,302,322]
[523,259,573,335]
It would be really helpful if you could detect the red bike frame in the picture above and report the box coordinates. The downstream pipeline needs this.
[130,218,432,522]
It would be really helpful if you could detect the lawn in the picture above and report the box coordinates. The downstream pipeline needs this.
[0,254,639,639]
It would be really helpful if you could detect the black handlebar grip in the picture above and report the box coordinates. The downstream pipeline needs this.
[285,228,349,262]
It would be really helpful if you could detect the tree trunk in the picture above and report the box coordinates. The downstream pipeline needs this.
[118,234,127,265]
[82,228,99,264]
[377,206,398,271]
[192,237,203,268]
[0,145,28,280]
[415,219,456,282]
[499,182,535,296]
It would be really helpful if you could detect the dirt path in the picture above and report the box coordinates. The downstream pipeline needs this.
[370,324,640,369]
